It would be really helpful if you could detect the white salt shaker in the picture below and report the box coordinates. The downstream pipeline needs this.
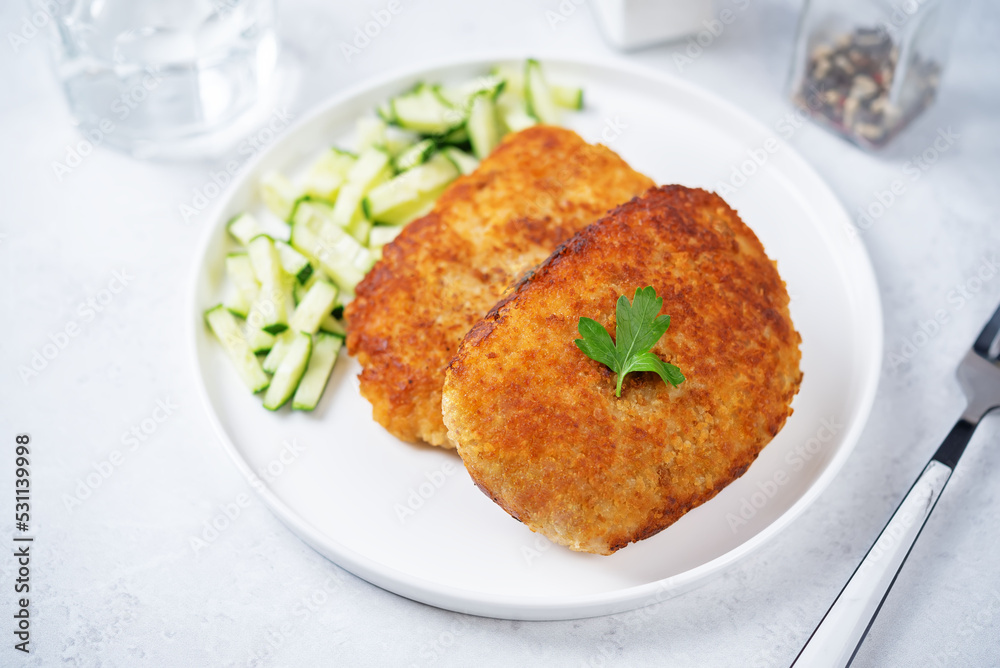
[591,0,716,50]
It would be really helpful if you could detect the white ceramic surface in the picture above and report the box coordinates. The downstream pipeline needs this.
[189,56,882,620]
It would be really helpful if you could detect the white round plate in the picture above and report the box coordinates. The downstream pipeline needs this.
[190,56,882,620]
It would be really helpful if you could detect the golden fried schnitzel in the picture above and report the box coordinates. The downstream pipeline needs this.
[345,126,655,447]
[442,186,802,555]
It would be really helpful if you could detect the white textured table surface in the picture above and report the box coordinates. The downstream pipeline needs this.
[2,0,999,666]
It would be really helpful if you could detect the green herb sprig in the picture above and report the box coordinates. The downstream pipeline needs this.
[575,286,685,397]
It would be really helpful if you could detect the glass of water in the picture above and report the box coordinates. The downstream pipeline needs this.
[46,0,278,159]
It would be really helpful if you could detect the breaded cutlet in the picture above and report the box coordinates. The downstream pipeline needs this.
[442,186,802,554]
[345,126,655,447]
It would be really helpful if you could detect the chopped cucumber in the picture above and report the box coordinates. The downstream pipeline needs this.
[369,224,405,248]
[224,289,251,318]
[226,254,259,300]
[247,236,293,334]
[439,74,505,110]
[347,215,372,245]
[290,220,376,294]
[525,59,560,124]
[242,322,275,354]
[370,188,440,226]
[491,64,525,97]
[262,330,294,373]
[275,240,313,284]
[292,199,336,232]
[364,153,458,222]
[292,333,343,410]
[497,90,537,133]
[289,279,339,334]
[391,85,464,135]
[320,314,347,338]
[552,85,584,110]
[302,149,355,200]
[205,305,270,393]
[436,125,469,146]
[262,332,312,410]
[385,130,419,157]
[442,147,479,175]
[260,171,298,221]
[331,148,392,228]
[468,92,501,159]
[227,213,265,245]
[393,139,435,172]
[293,270,319,304]
[376,100,395,123]
[224,253,259,317]
[357,117,387,152]
[265,278,338,369]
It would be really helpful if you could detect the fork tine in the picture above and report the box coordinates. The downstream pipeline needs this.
[973,301,1000,359]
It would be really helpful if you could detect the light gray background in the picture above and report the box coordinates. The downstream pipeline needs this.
[1,0,999,666]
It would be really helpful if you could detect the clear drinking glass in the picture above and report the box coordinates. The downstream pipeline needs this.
[788,0,961,149]
[46,0,278,159]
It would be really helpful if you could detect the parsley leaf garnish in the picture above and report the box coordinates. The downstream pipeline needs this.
[575,286,685,397]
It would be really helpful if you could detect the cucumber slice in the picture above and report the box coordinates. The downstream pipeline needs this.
[226,254,259,299]
[331,148,392,228]
[275,240,313,284]
[204,305,270,393]
[391,85,464,135]
[262,330,294,373]
[330,183,367,230]
[224,253,259,317]
[292,333,343,411]
[227,213,265,245]
[242,323,275,354]
[436,125,469,146]
[292,200,335,232]
[372,189,441,226]
[357,117,387,152]
[289,279,339,334]
[468,92,501,159]
[376,100,395,123]
[224,290,251,318]
[439,74,505,110]
[491,64,525,97]
[525,59,560,124]
[497,90,537,133]
[267,278,337,368]
[319,314,347,338]
[347,216,372,245]
[262,332,312,410]
[290,220,376,294]
[369,224,405,248]
[385,131,419,158]
[247,236,293,334]
[293,271,319,304]
[552,85,584,110]
[392,139,435,172]
[302,149,355,200]
[260,171,298,221]
[442,147,479,175]
[364,153,458,222]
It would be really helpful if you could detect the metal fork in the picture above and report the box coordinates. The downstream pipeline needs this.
[792,302,1000,668]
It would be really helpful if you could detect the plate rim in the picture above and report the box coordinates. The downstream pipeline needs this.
[187,52,884,620]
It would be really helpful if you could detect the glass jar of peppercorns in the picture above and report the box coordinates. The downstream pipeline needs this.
[788,0,962,149]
